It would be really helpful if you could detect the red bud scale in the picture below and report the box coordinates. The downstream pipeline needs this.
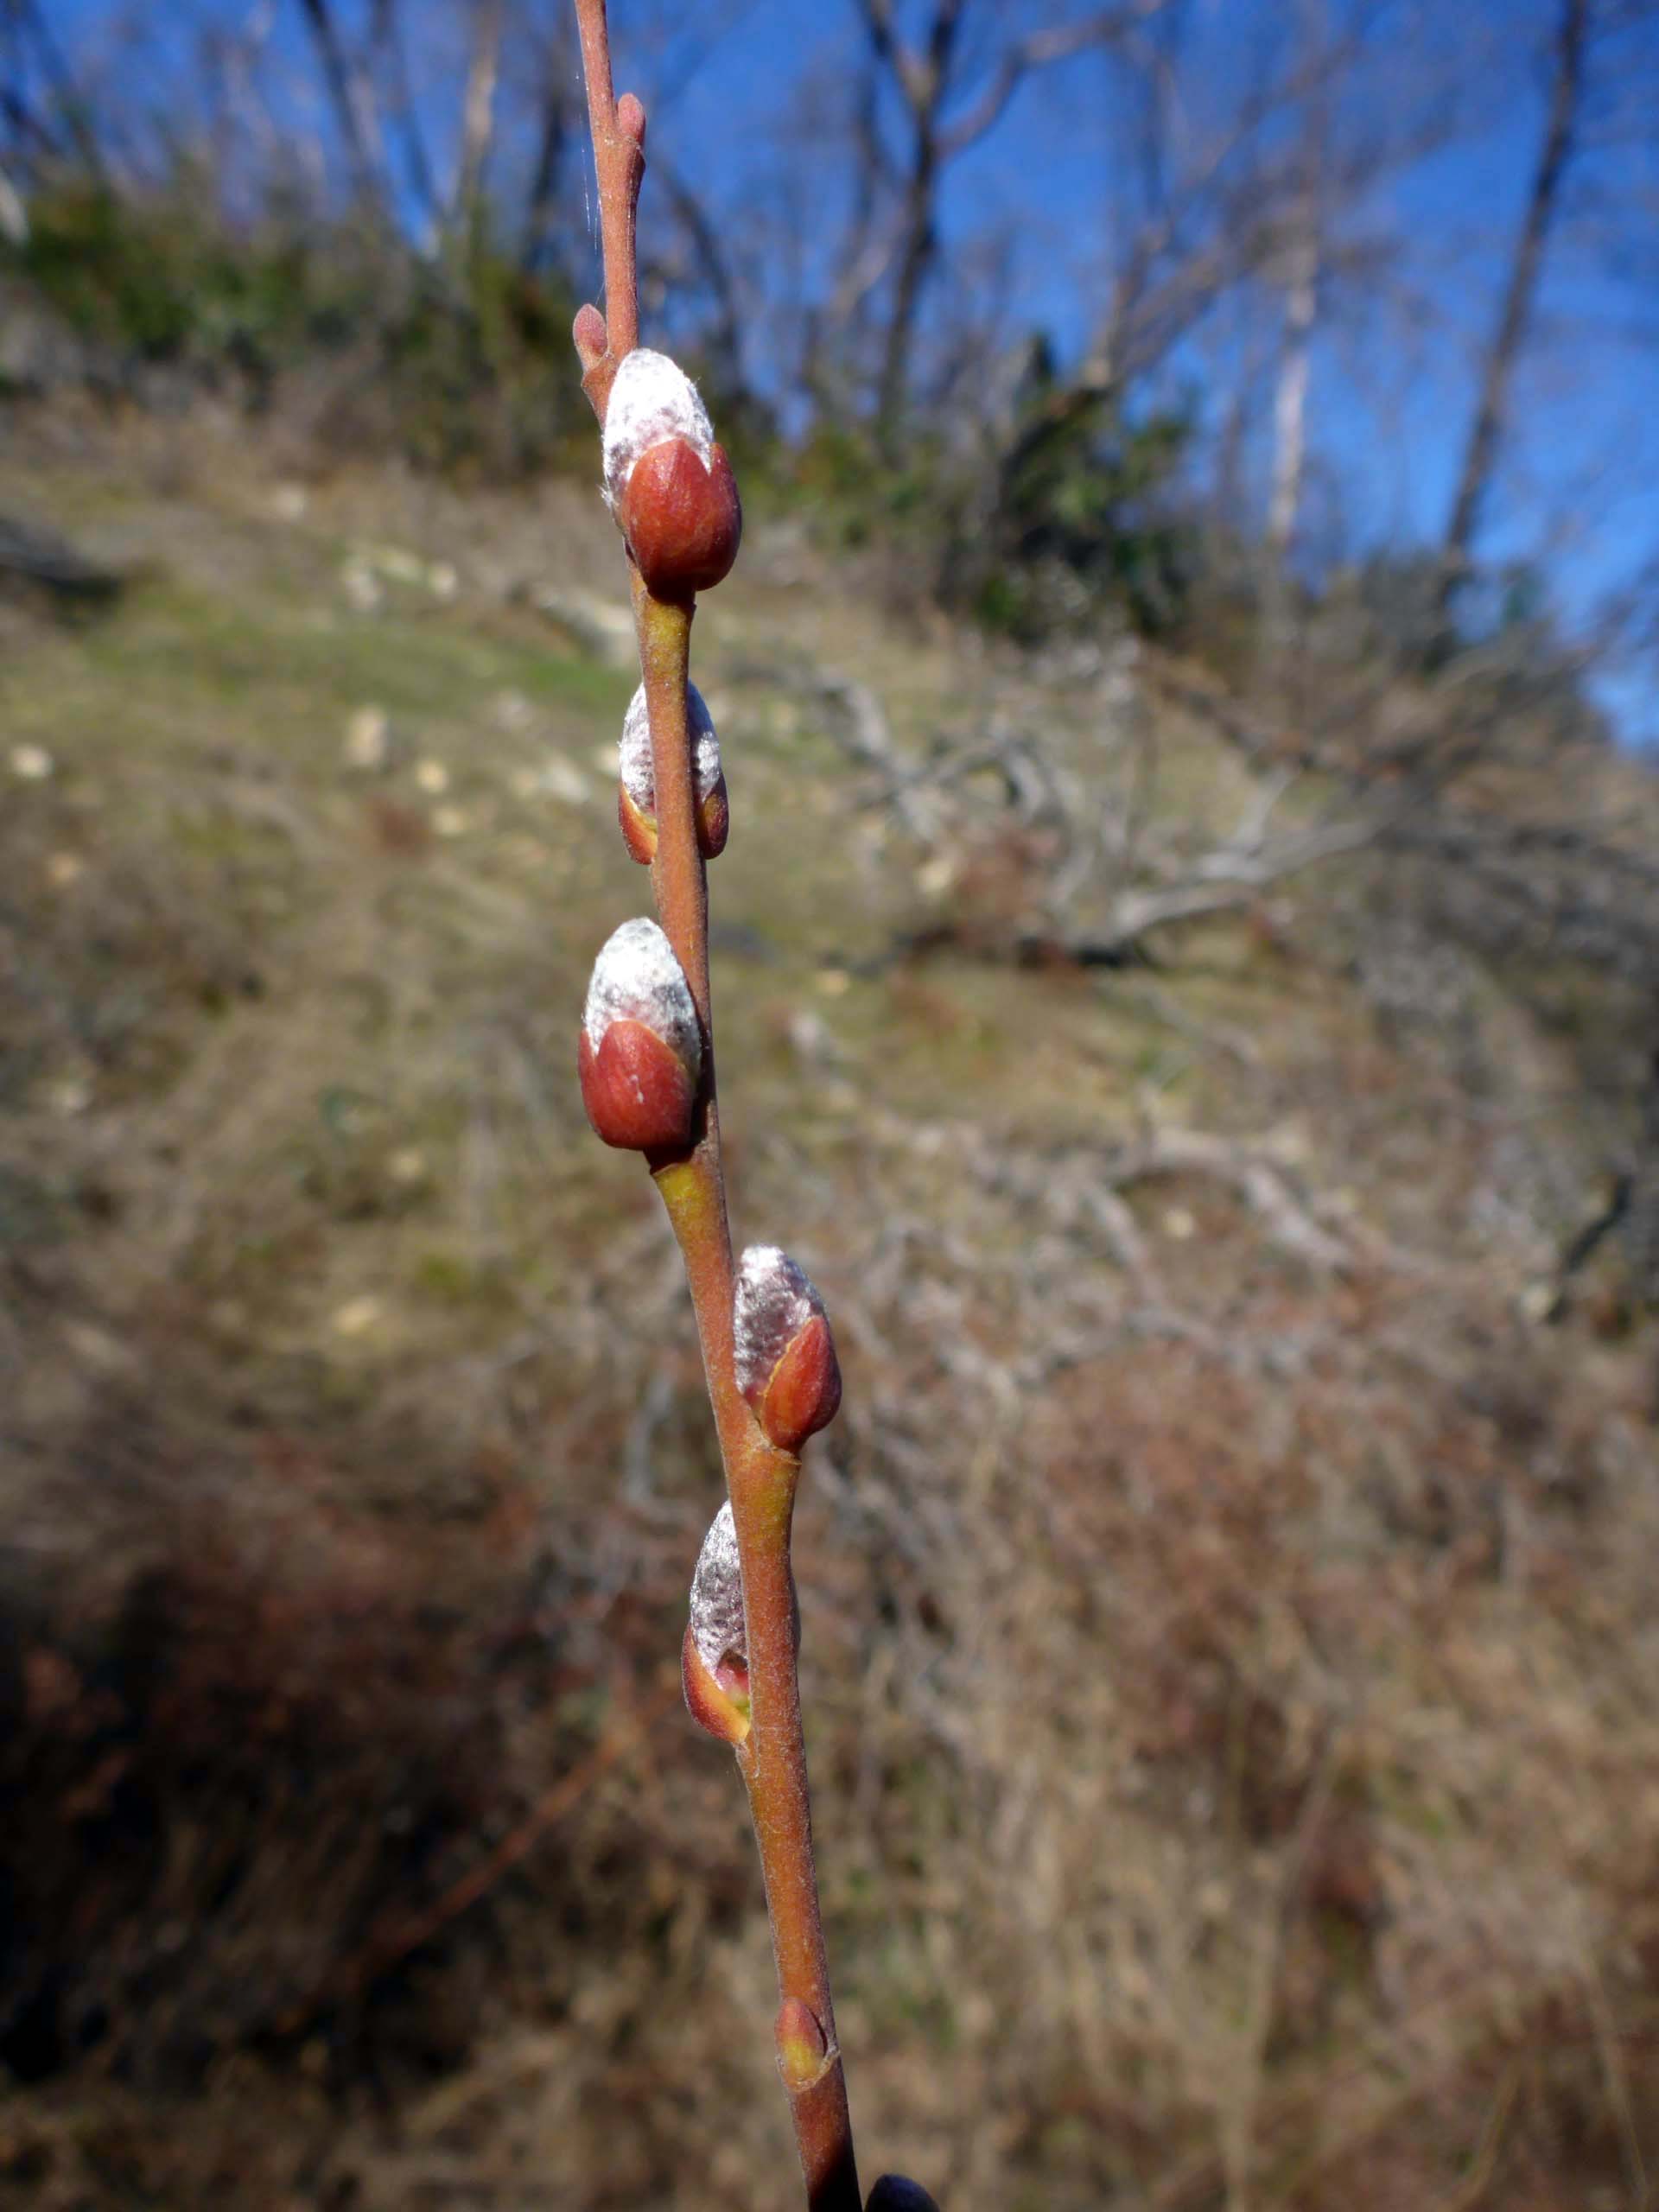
[683,1500,751,1744]
[578,917,702,1153]
[602,348,741,600]
[734,1245,842,1454]
[618,681,728,864]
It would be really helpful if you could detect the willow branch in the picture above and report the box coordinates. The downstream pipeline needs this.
[571,6,861,2204]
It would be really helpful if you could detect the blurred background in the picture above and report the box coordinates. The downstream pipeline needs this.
[2,1,1658,2206]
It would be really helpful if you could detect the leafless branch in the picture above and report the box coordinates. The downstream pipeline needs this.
[938,0,1169,162]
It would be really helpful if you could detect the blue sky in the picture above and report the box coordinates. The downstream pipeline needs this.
[35,0,1659,736]
[627,0,1659,738]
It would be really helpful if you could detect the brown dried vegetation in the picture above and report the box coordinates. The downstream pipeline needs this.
[1,413,1656,2208]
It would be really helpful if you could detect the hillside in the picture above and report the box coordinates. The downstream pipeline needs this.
[1,406,1656,2211]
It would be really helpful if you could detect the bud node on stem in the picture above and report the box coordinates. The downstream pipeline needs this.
[682,1623,751,1745]
[579,918,702,1152]
[601,350,742,599]
[734,1246,843,1453]
[619,682,728,863]
[572,6,862,2192]
[775,1996,832,2092]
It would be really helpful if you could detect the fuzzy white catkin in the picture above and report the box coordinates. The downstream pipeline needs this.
[690,1499,746,1673]
[582,917,702,1071]
[602,349,715,509]
[619,683,721,811]
[733,1245,823,1401]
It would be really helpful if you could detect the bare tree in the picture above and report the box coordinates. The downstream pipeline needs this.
[1265,2,1334,597]
[851,0,1167,452]
[368,0,440,230]
[795,43,893,417]
[1265,211,1319,581]
[0,156,24,241]
[981,16,1379,513]
[452,0,505,229]
[1435,0,1590,616]
[1,0,106,181]
[646,153,747,395]
[518,5,577,271]
[293,0,386,206]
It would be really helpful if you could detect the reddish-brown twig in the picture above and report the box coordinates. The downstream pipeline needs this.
[571,8,861,2207]
[570,3,641,419]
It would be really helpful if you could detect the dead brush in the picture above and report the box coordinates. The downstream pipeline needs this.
[569,5,938,2205]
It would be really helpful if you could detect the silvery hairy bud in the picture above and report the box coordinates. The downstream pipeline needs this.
[734,1246,842,1455]
[578,918,701,1153]
[618,681,728,865]
[602,348,741,599]
[682,1499,750,1745]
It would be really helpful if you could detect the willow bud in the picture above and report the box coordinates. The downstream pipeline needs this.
[683,1500,750,1745]
[578,918,701,1152]
[602,349,741,599]
[734,1246,842,1454]
[618,683,729,864]
[682,1622,749,1745]
[774,1997,830,2092]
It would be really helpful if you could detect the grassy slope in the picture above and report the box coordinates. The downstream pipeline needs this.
[0,413,1656,2210]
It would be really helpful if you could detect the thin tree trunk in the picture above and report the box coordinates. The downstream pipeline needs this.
[296,0,382,206]
[1262,193,1319,663]
[452,0,504,231]
[0,159,26,243]
[1267,214,1319,571]
[1213,291,1265,535]
[1268,0,1329,613]
[1436,0,1588,616]
[370,0,440,233]
[653,156,745,398]
[519,72,569,272]
[13,0,106,178]
[804,52,887,409]
[865,0,966,454]
[875,139,941,448]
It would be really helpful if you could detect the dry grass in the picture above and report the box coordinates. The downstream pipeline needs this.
[1,410,1656,2209]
